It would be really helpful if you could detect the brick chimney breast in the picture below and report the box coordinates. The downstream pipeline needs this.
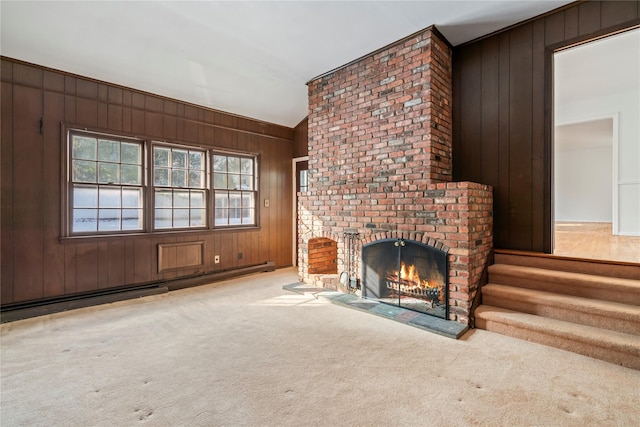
[299,27,493,324]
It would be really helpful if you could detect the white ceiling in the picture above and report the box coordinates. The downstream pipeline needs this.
[1,1,574,128]
[555,28,640,106]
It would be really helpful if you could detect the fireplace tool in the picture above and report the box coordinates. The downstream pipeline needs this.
[340,231,359,291]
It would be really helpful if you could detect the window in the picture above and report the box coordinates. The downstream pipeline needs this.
[65,129,259,237]
[213,154,257,226]
[70,132,143,234]
[153,145,207,229]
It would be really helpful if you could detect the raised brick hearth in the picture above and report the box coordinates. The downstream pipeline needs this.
[298,26,493,324]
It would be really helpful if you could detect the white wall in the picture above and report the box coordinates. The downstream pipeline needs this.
[554,144,612,222]
[555,89,640,235]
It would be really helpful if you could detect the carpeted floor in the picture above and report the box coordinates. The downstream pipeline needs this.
[1,268,639,426]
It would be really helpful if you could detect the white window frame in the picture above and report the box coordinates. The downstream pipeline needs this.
[212,152,259,228]
[67,130,145,236]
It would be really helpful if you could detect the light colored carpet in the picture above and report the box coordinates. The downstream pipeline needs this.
[1,268,639,426]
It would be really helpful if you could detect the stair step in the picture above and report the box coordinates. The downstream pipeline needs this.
[475,305,640,370]
[494,250,640,280]
[482,284,640,335]
[488,264,640,305]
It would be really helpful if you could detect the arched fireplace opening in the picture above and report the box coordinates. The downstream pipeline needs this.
[307,237,338,275]
[362,238,448,319]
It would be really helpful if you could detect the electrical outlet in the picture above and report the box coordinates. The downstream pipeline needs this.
[264,199,270,207]
[214,255,220,264]
[238,252,243,260]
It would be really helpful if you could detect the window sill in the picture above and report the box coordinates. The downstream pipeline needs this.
[59,226,261,244]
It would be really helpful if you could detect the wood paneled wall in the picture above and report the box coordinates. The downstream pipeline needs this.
[1,58,294,306]
[293,116,308,158]
[453,0,639,252]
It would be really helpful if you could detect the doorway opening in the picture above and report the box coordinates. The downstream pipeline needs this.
[292,157,308,266]
[553,27,640,263]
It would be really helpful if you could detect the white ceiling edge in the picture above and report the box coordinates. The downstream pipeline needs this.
[1,1,574,128]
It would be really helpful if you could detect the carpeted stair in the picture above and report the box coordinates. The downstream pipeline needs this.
[475,251,640,369]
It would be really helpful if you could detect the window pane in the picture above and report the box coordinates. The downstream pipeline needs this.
[228,157,240,173]
[172,169,186,187]
[189,151,203,170]
[213,173,227,189]
[229,192,241,208]
[122,209,143,230]
[173,209,189,227]
[72,136,96,160]
[215,193,228,208]
[98,209,121,231]
[69,133,143,234]
[154,147,170,167]
[228,174,240,190]
[73,160,97,183]
[174,190,189,208]
[241,158,253,175]
[99,188,121,208]
[215,208,228,226]
[155,190,172,208]
[190,209,206,227]
[121,164,142,185]
[229,208,241,225]
[98,162,120,184]
[122,188,142,208]
[240,175,253,190]
[189,170,203,188]
[213,155,227,172]
[172,149,187,168]
[98,139,120,162]
[242,192,254,208]
[191,190,205,208]
[121,142,141,164]
[155,209,172,229]
[74,185,98,208]
[242,208,255,224]
[73,209,97,232]
[154,168,170,186]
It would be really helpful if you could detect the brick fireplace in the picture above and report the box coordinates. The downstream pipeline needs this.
[298,26,493,325]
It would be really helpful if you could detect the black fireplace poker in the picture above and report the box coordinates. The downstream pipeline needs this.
[340,231,360,291]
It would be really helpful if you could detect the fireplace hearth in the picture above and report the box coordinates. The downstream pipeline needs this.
[362,238,448,319]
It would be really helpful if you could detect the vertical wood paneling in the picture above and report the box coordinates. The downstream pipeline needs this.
[97,242,109,289]
[564,7,579,40]
[601,1,639,28]
[1,80,14,304]
[98,102,108,129]
[125,239,135,284]
[64,245,77,294]
[108,240,126,287]
[42,91,65,297]
[454,0,640,253]
[545,11,566,46]
[145,112,163,137]
[459,45,483,182]
[122,91,132,132]
[531,20,546,252]
[497,33,511,249]
[76,242,98,293]
[508,24,533,250]
[2,58,294,307]
[579,1,602,36]
[76,98,98,127]
[108,104,123,131]
[134,238,152,283]
[13,85,44,302]
[132,109,145,134]
[481,37,500,189]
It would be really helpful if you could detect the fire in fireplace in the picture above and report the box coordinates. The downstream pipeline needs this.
[362,239,448,319]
